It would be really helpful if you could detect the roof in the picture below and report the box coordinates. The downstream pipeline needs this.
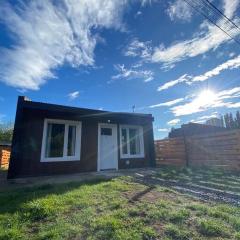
[169,122,226,138]
[182,122,225,129]
[0,141,11,147]
[19,96,154,120]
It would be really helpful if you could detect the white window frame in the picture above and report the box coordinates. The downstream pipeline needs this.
[119,125,145,159]
[40,119,81,162]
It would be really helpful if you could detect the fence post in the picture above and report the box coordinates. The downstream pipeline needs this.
[183,130,189,167]
[0,148,2,168]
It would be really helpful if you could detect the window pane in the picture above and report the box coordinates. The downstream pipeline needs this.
[101,128,112,136]
[129,128,140,155]
[45,123,65,158]
[121,128,128,154]
[68,125,76,156]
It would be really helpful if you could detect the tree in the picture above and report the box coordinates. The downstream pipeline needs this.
[229,113,235,129]
[224,113,231,129]
[223,111,240,129]
[235,111,240,128]
[220,115,225,128]
[0,123,13,143]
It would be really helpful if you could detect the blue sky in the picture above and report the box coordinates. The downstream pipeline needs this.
[0,0,240,139]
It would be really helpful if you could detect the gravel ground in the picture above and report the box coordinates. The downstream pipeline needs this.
[133,173,240,206]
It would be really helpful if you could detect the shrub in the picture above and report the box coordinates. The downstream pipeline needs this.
[169,209,190,223]
[235,232,240,240]
[0,228,23,240]
[197,219,229,237]
[231,217,240,231]
[164,224,190,240]
[22,199,57,221]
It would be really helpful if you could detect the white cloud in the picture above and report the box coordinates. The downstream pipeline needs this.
[167,118,180,126]
[191,55,240,83]
[157,55,240,91]
[68,91,80,100]
[229,52,236,58]
[123,38,152,60]
[198,113,218,120]
[190,113,219,123]
[217,87,240,100]
[149,97,184,108]
[152,0,240,66]
[166,0,193,22]
[151,24,238,66]
[157,74,190,91]
[157,128,169,132]
[141,0,158,6]
[135,11,142,18]
[122,1,239,68]
[171,87,240,116]
[223,0,239,18]
[111,64,154,82]
[0,0,127,90]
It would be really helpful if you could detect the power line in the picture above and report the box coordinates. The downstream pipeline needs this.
[184,0,240,45]
[199,0,240,36]
[204,0,240,31]
[200,0,239,38]
[195,0,240,37]
[182,0,240,46]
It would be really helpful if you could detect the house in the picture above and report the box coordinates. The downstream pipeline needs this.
[169,122,226,138]
[7,96,155,178]
[205,117,224,127]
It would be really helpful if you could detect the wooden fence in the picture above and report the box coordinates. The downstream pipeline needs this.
[155,137,186,167]
[0,145,11,168]
[155,130,240,170]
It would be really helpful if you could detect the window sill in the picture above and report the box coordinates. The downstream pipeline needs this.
[120,155,145,159]
[40,158,80,163]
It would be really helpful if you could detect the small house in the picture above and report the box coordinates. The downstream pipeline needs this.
[8,96,155,178]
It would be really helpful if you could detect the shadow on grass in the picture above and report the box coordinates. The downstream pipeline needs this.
[0,168,7,184]
[130,186,156,203]
[0,177,111,215]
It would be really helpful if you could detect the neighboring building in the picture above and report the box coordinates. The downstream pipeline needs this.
[8,96,155,178]
[169,122,226,138]
[0,142,11,168]
[206,117,224,127]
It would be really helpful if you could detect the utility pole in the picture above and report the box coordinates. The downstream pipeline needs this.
[132,105,135,113]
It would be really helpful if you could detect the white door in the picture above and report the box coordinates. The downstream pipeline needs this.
[98,124,118,171]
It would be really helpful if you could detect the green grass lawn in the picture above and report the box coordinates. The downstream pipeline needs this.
[0,168,240,239]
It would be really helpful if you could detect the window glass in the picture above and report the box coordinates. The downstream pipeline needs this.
[67,125,76,156]
[45,123,65,158]
[101,128,112,136]
[129,128,141,155]
[121,128,128,154]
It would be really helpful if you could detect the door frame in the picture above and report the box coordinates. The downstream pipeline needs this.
[97,123,118,171]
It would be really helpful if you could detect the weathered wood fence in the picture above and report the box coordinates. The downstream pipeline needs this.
[155,137,186,166]
[155,130,240,170]
[0,145,11,168]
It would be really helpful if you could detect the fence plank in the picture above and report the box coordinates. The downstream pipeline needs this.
[155,137,186,166]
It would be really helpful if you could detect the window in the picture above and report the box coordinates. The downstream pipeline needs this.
[101,128,112,136]
[41,119,81,162]
[119,125,144,158]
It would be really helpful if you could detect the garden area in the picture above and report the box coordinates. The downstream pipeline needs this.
[0,167,240,239]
